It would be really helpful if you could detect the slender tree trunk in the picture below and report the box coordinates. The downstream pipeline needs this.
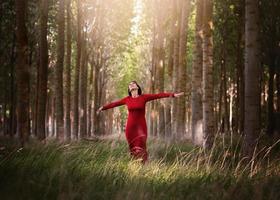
[202,0,214,149]
[221,37,229,133]
[65,0,72,141]
[149,15,157,137]
[242,0,261,158]
[154,0,166,137]
[9,35,17,137]
[37,0,49,141]
[55,0,65,141]
[93,63,100,136]
[79,32,88,138]
[267,58,275,135]
[172,0,181,139]
[236,0,245,135]
[88,61,94,137]
[191,0,203,145]
[15,0,30,146]
[177,0,190,139]
[73,0,82,139]
[165,23,174,139]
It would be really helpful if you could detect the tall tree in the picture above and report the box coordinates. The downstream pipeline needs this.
[55,0,65,141]
[73,0,82,139]
[236,0,245,135]
[15,0,30,146]
[242,0,261,157]
[177,0,190,138]
[65,0,72,140]
[171,0,181,139]
[202,0,214,149]
[191,0,203,145]
[79,30,88,138]
[37,0,49,141]
[154,0,166,137]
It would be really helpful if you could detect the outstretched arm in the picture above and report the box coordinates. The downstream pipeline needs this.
[100,97,127,111]
[143,92,175,102]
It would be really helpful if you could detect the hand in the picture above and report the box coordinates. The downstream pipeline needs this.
[96,106,103,115]
[174,92,184,97]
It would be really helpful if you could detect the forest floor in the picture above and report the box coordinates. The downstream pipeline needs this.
[0,135,280,200]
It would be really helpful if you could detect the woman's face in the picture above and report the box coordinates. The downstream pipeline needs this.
[128,82,138,92]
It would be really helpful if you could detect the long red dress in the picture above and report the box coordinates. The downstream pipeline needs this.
[101,92,175,163]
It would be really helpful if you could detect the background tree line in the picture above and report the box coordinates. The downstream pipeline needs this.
[0,0,280,159]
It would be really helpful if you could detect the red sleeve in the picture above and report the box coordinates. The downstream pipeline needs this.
[101,96,127,110]
[143,92,175,102]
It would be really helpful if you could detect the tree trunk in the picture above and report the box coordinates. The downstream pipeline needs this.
[73,0,82,139]
[172,0,181,139]
[93,63,100,136]
[191,0,203,145]
[37,0,49,141]
[236,0,245,135]
[202,0,214,149]
[55,0,65,141]
[79,32,88,139]
[154,0,166,137]
[267,58,275,135]
[15,0,30,146]
[165,35,174,139]
[242,0,261,158]
[65,0,72,141]
[221,37,229,133]
[88,61,94,137]
[177,0,190,139]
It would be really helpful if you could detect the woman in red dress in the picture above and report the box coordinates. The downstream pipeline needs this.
[97,81,184,164]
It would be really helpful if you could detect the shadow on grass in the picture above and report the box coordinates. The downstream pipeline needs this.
[0,138,280,200]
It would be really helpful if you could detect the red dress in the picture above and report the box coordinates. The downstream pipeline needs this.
[101,92,175,163]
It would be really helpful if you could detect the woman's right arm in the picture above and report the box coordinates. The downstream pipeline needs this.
[100,96,127,111]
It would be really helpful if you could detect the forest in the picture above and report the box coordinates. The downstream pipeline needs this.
[0,0,280,199]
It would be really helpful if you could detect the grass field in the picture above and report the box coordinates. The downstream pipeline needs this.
[0,135,280,200]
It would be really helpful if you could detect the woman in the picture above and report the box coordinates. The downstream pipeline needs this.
[97,80,184,164]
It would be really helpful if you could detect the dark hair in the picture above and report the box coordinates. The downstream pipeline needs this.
[128,80,142,96]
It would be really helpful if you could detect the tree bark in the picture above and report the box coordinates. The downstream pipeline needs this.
[177,0,190,138]
[55,0,65,141]
[236,0,245,135]
[172,0,181,139]
[79,31,88,138]
[191,0,203,145]
[202,0,214,149]
[267,58,275,135]
[242,0,261,158]
[15,0,30,146]
[37,0,49,141]
[73,0,82,139]
[65,0,72,141]
[154,0,166,137]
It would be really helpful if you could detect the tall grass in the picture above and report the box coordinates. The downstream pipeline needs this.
[0,135,279,200]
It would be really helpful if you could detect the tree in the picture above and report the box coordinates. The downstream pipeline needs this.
[153,0,166,137]
[171,0,181,139]
[79,30,88,138]
[65,0,72,140]
[242,0,261,157]
[55,0,65,141]
[202,0,214,149]
[177,0,190,138]
[37,0,49,141]
[191,0,203,145]
[15,0,30,146]
[73,0,82,139]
